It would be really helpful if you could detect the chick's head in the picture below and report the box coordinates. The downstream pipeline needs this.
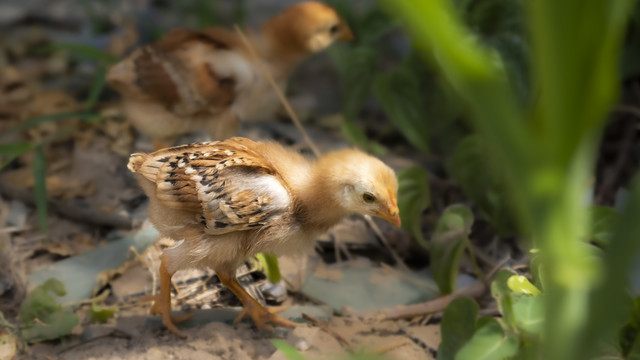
[264,1,353,55]
[319,149,400,227]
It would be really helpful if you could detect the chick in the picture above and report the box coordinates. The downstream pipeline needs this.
[107,2,353,150]
[128,137,400,337]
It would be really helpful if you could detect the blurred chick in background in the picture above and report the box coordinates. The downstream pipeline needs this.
[107,1,353,149]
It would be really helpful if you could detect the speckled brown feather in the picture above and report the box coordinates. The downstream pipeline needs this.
[131,28,237,113]
[129,138,287,235]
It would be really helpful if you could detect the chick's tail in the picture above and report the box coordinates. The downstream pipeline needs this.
[127,153,148,173]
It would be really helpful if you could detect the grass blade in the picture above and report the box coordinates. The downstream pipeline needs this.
[40,44,118,65]
[85,65,107,110]
[8,111,96,134]
[33,145,48,235]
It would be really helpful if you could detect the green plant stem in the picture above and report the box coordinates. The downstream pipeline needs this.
[256,253,281,284]
[576,176,640,359]
[33,145,48,236]
[464,239,484,283]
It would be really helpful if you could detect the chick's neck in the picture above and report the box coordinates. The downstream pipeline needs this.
[259,21,310,74]
[294,163,351,232]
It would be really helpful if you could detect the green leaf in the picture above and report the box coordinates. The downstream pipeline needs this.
[88,303,118,324]
[491,269,517,330]
[455,318,519,360]
[271,339,306,360]
[617,297,640,358]
[507,275,541,296]
[528,254,544,291]
[485,32,530,102]
[586,206,620,246]
[438,297,479,360]
[20,311,79,343]
[33,145,48,235]
[8,110,97,134]
[18,278,79,343]
[511,293,544,335]
[339,120,386,155]
[430,204,474,294]
[628,330,640,360]
[342,47,378,121]
[373,66,429,153]
[448,135,514,234]
[397,167,431,248]
[18,279,65,323]
[40,43,118,65]
[356,6,396,45]
[256,253,281,284]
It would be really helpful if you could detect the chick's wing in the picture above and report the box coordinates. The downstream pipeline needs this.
[133,138,291,235]
[107,28,242,115]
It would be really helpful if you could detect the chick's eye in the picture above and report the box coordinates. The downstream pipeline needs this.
[362,193,376,203]
[329,24,340,34]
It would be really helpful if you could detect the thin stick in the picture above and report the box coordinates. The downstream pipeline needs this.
[62,290,109,308]
[57,330,131,355]
[302,312,351,347]
[0,226,31,234]
[360,280,486,321]
[365,215,409,271]
[233,25,321,158]
[615,105,640,118]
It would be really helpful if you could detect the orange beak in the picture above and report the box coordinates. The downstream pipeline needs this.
[339,20,354,41]
[375,188,401,227]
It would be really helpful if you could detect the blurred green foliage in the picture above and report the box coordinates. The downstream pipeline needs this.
[377,0,640,358]
[397,167,431,248]
[430,204,474,295]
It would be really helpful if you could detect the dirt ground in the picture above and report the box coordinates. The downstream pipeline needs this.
[18,313,440,360]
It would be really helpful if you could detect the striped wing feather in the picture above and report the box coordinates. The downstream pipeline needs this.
[136,138,287,235]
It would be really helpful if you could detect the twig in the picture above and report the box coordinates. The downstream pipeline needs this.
[128,245,150,268]
[615,105,640,118]
[233,25,321,158]
[360,280,486,321]
[302,312,351,347]
[62,290,109,308]
[365,215,409,271]
[0,226,31,234]
[57,330,131,355]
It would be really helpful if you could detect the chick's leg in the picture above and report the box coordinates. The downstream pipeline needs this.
[150,256,191,338]
[216,269,297,330]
